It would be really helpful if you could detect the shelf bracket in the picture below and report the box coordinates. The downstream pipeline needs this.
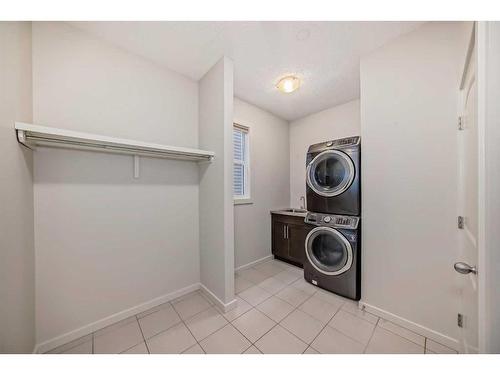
[17,129,26,144]
[133,155,140,179]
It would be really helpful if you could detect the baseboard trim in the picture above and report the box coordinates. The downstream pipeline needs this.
[34,283,200,354]
[360,301,460,352]
[199,283,237,313]
[235,254,273,272]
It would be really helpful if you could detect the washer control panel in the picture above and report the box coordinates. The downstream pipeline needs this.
[305,212,359,229]
[324,136,360,148]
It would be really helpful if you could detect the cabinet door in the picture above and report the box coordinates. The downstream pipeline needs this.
[287,223,309,264]
[272,220,288,258]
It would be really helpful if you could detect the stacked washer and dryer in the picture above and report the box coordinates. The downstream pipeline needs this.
[303,136,361,300]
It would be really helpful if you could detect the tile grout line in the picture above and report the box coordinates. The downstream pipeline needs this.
[94,318,146,354]
[362,317,380,354]
[328,311,377,348]
[182,342,205,354]
[183,318,212,353]
[234,275,321,353]
[228,307,278,351]
[377,316,428,346]
[193,312,250,353]
[340,304,379,324]
[143,293,214,348]
[255,296,296,323]
[276,312,320,352]
[135,314,150,354]
[135,300,174,320]
[375,320,426,351]
[230,320,275,352]
[178,294,232,354]
[257,290,315,348]
[237,262,293,287]
[303,300,345,354]
[173,297,213,354]
[238,290,275,308]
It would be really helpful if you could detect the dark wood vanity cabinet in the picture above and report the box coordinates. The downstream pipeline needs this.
[271,213,312,267]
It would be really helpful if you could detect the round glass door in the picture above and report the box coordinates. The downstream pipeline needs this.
[306,150,355,197]
[305,227,353,275]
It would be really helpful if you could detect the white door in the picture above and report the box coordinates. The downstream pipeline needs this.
[456,29,479,353]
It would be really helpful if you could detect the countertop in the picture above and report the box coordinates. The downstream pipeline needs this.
[270,209,307,218]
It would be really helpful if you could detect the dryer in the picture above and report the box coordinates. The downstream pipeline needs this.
[306,136,360,216]
[303,212,360,300]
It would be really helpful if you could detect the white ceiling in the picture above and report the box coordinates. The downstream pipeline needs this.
[69,21,424,121]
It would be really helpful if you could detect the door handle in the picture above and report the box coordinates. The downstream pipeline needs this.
[454,262,477,275]
[283,225,286,239]
[286,225,289,239]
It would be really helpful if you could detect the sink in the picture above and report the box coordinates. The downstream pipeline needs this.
[271,208,307,217]
[282,208,307,213]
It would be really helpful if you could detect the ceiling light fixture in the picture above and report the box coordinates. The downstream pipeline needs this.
[276,75,301,94]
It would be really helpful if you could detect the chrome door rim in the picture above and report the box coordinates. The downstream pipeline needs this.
[306,150,355,197]
[305,226,353,276]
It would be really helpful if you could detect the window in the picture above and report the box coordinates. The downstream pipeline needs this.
[233,123,250,202]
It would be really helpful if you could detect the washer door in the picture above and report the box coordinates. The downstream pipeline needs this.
[306,150,355,197]
[305,227,353,275]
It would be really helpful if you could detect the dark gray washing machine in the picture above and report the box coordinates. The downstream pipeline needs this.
[303,212,361,301]
[306,136,360,216]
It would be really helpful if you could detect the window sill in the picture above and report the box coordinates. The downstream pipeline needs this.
[234,198,253,206]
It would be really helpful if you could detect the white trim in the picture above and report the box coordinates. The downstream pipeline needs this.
[33,283,200,354]
[199,284,237,313]
[234,198,253,205]
[360,301,460,352]
[234,254,273,272]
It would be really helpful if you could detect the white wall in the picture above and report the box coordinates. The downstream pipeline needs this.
[199,57,236,306]
[32,22,201,345]
[233,98,290,268]
[289,100,360,208]
[360,22,471,347]
[0,22,35,354]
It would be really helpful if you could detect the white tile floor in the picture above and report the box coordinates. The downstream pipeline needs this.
[46,258,458,354]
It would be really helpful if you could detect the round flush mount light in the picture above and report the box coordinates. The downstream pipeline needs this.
[296,29,311,41]
[276,75,301,94]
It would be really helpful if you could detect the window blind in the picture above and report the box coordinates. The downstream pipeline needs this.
[233,126,248,197]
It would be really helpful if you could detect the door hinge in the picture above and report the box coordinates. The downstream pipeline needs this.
[457,313,464,328]
[458,216,464,229]
[458,116,465,130]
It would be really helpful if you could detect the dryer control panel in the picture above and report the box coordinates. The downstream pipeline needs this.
[305,212,359,229]
[306,136,360,154]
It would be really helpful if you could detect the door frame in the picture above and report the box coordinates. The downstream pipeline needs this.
[476,21,500,354]
[457,21,480,354]
[474,20,486,355]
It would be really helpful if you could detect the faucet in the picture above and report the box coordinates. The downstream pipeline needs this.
[299,196,306,210]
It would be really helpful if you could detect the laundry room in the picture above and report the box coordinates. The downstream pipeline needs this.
[2,9,500,365]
